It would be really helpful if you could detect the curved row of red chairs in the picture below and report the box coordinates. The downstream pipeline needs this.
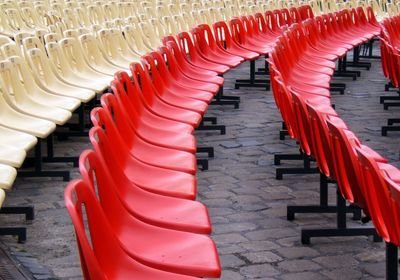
[270,6,400,279]
[62,4,390,279]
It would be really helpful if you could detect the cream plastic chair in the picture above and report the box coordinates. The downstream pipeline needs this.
[63,8,81,29]
[78,33,124,75]
[138,21,162,51]
[43,32,62,45]
[122,25,150,57]
[88,4,106,25]
[117,2,136,18]
[0,143,26,168]
[1,42,24,59]
[110,28,143,63]
[103,2,119,20]
[0,9,20,37]
[0,125,37,152]
[20,6,47,30]
[58,37,113,83]
[45,42,107,94]
[21,36,46,56]
[75,6,92,27]
[25,48,95,102]
[0,87,55,139]
[0,57,73,124]
[4,8,33,34]
[96,28,136,69]
[0,164,16,190]
[0,36,13,48]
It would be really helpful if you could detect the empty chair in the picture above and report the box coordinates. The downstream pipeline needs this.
[78,33,124,75]
[45,42,107,93]
[25,48,95,103]
[58,37,113,84]
[65,179,200,280]
[87,124,208,232]
[0,58,72,125]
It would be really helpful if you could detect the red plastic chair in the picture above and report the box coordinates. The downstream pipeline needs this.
[191,26,242,68]
[129,62,202,128]
[158,44,221,94]
[212,20,259,60]
[78,149,221,278]
[176,31,230,74]
[113,71,194,135]
[141,52,214,105]
[87,126,211,234]
[162,36,223,80]
[99,93,196,174]
[110,81,197,153]
[90,107,197,200]
[65,180,200,280]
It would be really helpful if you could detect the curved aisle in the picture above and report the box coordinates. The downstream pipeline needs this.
[195,57,395,279]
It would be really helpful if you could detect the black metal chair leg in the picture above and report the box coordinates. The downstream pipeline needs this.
[386,242,398,280]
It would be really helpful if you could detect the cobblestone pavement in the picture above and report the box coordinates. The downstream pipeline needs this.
[0,50,399,279]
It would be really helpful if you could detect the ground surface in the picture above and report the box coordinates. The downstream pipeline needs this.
[0,50,399,279]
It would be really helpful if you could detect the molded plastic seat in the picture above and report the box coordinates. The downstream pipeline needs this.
[88,127,210,234]
[114,71,195,134]
[130,63,202,128]
[97,94,196,175]
[0,143,26,168]
[58,37,113,85]
[25,48,95,103]
[142,52,213,106]
[79,149,221,277]
[0,125,37,152]
[0,164,16,190]
[0,59,72,125]
[46,42,108,94]
[78,33,126,75]
[65,180,200,280]
[104,88,197,154]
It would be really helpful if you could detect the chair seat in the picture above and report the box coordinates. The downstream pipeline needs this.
[0,164,17,190]
[0,126,37,151]
[116,213,220,277]
[0,144,26,168]
[127,136,196,175]
[378,162,400,182]
[0,189,4,208]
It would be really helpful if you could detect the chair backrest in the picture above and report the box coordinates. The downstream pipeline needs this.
[355,147,400,244]
[326,119,366,208]
[22,36,46,55]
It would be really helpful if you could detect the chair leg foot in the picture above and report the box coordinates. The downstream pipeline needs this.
[197,159,208,171]
[0,227,26,243]
[301,227,381,245]
[197,147,214,158]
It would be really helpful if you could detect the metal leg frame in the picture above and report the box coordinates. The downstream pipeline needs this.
[196,121,226,135]
[386,242,398,280]
[345,46,371,70]
[196,146,214,158]
[380,95,400,104]
[359,38,381,59]
[0,206,35,243]
[334,56,359,80]
[19,139,70,182]
[235,60,270,90]
[196,159,208,171]
[211,78,240,109]
[287,173,362,221]
[255,56,270,75]
[330,83,346,95]
[42,135,79,167]
[275,154,319,180]
[301,190,382,245]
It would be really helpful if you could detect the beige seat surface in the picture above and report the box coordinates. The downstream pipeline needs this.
[46,42,107,93]
[25,48,96,103]
[0,89,55,139]
[0,188,5,208]
[0,143,26,168]
[0,125,37,151]
[9,56,81,112]
[78,33,126,75]
[0,58,73,125]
